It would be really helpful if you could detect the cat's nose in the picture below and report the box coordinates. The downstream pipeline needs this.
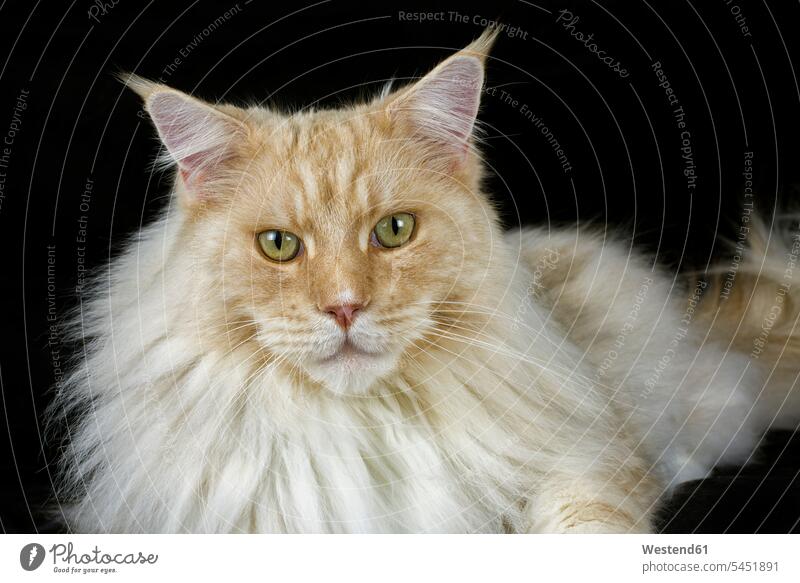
[324,303,364,329]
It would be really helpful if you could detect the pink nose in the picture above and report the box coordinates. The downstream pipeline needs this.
[324,303,363,329]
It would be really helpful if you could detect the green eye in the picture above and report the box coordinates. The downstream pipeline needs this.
[257,230,301,262]
[373,212,415,248]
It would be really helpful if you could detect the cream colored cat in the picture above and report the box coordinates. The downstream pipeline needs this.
[51,31,800,533]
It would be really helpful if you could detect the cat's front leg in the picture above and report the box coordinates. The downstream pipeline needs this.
[524,468,663,533]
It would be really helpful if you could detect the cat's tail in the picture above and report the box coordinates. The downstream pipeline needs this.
[695,213,800,429]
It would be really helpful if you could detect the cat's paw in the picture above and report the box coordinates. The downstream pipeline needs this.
[556,519,651,534]
[526,500,653,533]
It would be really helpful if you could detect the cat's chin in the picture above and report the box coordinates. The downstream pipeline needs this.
[304,345,400,397]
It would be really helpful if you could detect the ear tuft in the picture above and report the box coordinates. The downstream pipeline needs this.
[460,27,500,63]
[117,72,161,101]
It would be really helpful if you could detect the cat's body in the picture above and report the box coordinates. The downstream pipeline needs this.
[52,32,800,533]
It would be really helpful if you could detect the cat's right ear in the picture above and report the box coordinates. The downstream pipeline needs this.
[382,29,498,166]
[122,74,249,201]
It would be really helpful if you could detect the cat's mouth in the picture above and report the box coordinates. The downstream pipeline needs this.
[306,332,400,389]
[318,338,382,366]
[303,331,401,394]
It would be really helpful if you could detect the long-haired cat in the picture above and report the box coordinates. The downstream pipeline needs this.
[51,31,800,532]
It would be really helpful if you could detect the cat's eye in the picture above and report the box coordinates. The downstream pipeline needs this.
[372,213,415,248]
[257,229,302,262]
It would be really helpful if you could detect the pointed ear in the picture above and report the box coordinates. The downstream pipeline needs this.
[386,29,497,161]
[122,74,249,199]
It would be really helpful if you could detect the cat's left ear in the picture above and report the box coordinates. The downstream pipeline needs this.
[385,29,498,162]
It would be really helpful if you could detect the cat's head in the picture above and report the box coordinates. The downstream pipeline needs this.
[131,31,502,396]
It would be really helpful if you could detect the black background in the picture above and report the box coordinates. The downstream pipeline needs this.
[0,0,798,533]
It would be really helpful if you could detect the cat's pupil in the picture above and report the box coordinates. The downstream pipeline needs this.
[391,217,399,235]
[274,231,283,249]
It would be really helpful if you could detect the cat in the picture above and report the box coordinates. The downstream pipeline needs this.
[50,30,800,533]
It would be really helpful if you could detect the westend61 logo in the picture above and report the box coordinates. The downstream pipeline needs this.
[19,542,158,574]
[20,543,46,571]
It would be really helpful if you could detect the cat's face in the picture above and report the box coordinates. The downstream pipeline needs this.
[134,32,498,396]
